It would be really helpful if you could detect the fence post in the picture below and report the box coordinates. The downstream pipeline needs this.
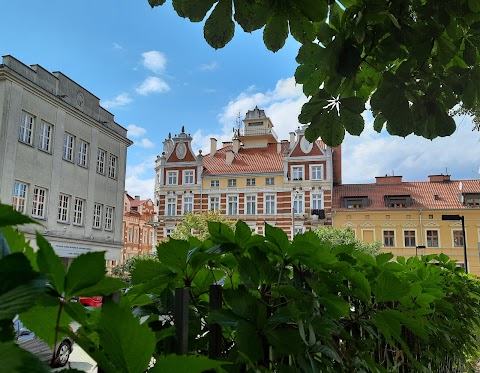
[209,284,222,359]
[175,287,189,355]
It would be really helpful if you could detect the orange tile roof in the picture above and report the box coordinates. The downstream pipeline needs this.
[333,179,480,210]
[130,199,148,208]
[202,143,289,175]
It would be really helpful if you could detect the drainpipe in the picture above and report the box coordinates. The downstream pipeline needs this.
[418,209,424,255]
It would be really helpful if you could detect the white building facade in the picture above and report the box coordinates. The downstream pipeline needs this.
[0,55,132,266]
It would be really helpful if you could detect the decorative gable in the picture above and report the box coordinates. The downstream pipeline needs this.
[166,141,197,163]
[289,135,325,157]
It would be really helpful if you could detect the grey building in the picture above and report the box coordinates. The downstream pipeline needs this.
[0,55,132,266]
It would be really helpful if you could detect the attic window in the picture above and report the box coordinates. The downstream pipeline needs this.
[341,196,369,209]
[248,122,263,127]
[463,193,480,207]
[384,195,413,208]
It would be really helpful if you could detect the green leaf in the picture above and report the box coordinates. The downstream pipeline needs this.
[373,114,386,133]
[151,354,229,373]
[36,233,66,295]
[346,271,371,304]
[233,0,269,32]
[374,272,411,303]
[172,0,188,18]
[184,0,216,22]
[236,320,263,361]
[1,227,37,270]
[204,0,235,49]
[316,22,337,45]
[209,308,240,327]
[75,277,125,297]
[64,252,106,298]
[340,97,365,114]
[295,64,316,84]
[289,11,316,44]
[0,203,37,227]
[208,221,236,244]
[463,40,477,65]
[264,223,289,254]
[297,0,327,22]
[376,252,394,266]
[340,106,364,136]
[0,341,50,373]
[265,327,305,355]
[263,13,289,52]
[0,282,46,320]
[316,293,350,318]
[306,109,345,147]
[148,0,166,7]
[235,220,252,245]
[469,0,480,12]
[157,239,191,274]
[415,293,437,308]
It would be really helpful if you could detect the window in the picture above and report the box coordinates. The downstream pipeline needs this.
[209,196,220,212]
[58,194,70,223]
[128,228,132,242]
[265,194,276,215]
[426,230,439,247]
[464,193,480,207]
[93,203,103,229]
[134,228,138,243]
[246,195,257,215]
[105,206,114,231]
[72,198,85,225]
[77,140,89,167]
[294,227,305,236]
[166,196,176,216]
[166,171,178,185]
[165,228,174,238]
[266,177,275,185]
[384,195,413,208]
[38,121,52,152]
[32,187,47,218]
[453,230,464,247]
[310,165,323,180]
[383,230,395,247]
[291,166,304,180]
[182,195,193,214]
[19,112,34,145]
[227,195,238,215]
[210,180,219,188]
[63,133,75,161]
[183,170,195,185]
[311,193,323,210]
[228,179,237,187]
[12,181,28,213]
[246,178,256,186]
[341,196,369,209]
[143,229,147,244]
[404,230,416,247]
[293,193,304,214]
[108,154,118,179]
[96,149,106,174]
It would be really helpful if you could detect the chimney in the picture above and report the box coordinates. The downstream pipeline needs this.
[277,142,282,153]
[135,195,140,200]
[375,175,403,185]
[428,174,451,182]
[226,150,234,164]
[210,138,217,157]
[232,138,240,153]
[332,145,342,185]
[289,132,296,148]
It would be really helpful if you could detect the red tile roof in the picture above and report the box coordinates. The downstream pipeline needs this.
[130,199,148,208]
[333,179,480,210]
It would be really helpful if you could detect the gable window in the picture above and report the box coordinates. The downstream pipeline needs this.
[96,149,106,174]
[404,230,416,247]
[108,154,118,179]
[166,196,176,216]
[310,165,323,180]
[426,230,439,247]
[38,121,53,152]
[182,195,194,214]
[93,203,103,229]
[246,178,256,186]
[32,187,47,219]
[227,195,238,215]
[210,180,219,188]
[265,177,275,185]
[73,198,85,225]
[228,179,236,187]
[265,194,276,215]
[209,196,220,212]
[77,140,89,167]
[383,230,395,247]
[453,230,464,247]
[341,196,369,209]
[105,206,114,231]
[63,133,75,162]
[166,171,178,185]
[463,193,480,207]
[291,166,304,180]
[19,112,34,145]
[384,195,413,208]
[246,195,257,215]
[58,194,70,223]
[293,193,304,214]
[12,181,28,213]
[183,170,195,185]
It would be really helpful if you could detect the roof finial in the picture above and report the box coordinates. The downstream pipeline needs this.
[181,125,185,133]
[168,132,171,139]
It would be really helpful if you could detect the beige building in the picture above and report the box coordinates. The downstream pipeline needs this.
[0,55,132,266]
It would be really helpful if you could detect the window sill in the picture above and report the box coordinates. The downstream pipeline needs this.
[92,226,102,230]
[18,140,34,147]
[56,220,70,225]
[96,171,106,176]
[32,216,47,221]
[62,158,74,163]
[38,148,52,155]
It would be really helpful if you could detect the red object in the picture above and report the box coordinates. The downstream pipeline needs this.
[78,296,103,307]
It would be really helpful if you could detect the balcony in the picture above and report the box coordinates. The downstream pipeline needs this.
[238,127,278,140]
[311,209,325,220]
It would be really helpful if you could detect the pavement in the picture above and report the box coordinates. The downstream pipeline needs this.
[53,343,97,372]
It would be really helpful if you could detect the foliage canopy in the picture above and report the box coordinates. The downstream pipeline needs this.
[149,0,480,146]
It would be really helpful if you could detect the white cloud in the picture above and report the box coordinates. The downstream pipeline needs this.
[101,93,132,109]
[125,157,156,200]
[141,51,167,74]
[136,76,170,95]
[112,42,124,51]
[136,138,155,148]
[199,61,219,71]
[127,124,147,138]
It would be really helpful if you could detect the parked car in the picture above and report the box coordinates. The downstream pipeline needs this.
[78,296,103,307]
[14,317,73,367]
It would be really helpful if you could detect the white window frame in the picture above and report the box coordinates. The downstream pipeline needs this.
[32,186,47,219]
[311,193,324,210]
[183,170,195,185]
[227,195,239,215]
[73,197,85,226]
[108,154,118,179]
[382,229,396,247]
[165,227,175,238]
[245,194,257,215]
[210,180,220,188]
[246,178,256,186]
[12,181,28,214]
[264,194,276,215]
[166,196,177,216]
[96,149,106,174]
[265,177,275,185]
[293,226,305,236]
[57,194,70,223]
[63,133,75,162]
[293,192,304,214]
[105,206,114,231]
[77,139,89,167]
[38,121,53,153]
[182,195,194,214]
[93,203,103,229]
[209,196,220,211]
[426,229,440,248]
[19,112,34,145]
[228,179,237,187]
[291,165,304,180]
[310,164,324,181]
[166,171,178,185]
[403,229,417,247]
[452,229,464,248]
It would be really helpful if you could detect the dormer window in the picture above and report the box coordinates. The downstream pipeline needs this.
[384,195,413,208]
[463,193,480,207]
[341,196,369,209]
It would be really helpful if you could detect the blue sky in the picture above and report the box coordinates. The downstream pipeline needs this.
[2,1,479,199]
